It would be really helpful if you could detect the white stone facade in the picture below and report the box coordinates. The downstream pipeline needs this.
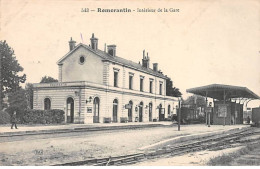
[33,34,177,124]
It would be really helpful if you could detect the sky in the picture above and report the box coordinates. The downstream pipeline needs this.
[1,0,260,108]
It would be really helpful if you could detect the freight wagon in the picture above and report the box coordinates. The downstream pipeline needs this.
[252,107,260,127]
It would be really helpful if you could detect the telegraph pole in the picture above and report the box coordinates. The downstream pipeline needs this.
[0,50,2,111]
[178,97,181,131]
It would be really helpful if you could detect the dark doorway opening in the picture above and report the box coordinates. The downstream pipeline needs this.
[149,103,153,122]
[159,104,164,121]
[139,102,143,122]
[67,97,74,123]
[113,99,118,122]
[93,97,100,123]
[128,101,133,122]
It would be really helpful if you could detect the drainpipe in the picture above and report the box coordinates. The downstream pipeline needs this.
[79,89,82,124]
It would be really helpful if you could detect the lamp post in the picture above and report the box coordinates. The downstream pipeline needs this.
[208,102,212,127]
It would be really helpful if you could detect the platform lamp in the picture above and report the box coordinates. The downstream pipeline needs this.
[208,102,212,127]
[86,96,93,103]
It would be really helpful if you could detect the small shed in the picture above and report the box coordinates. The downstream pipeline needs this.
[186,84,260,125]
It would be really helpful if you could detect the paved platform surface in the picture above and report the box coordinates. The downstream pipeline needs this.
[0,121,250,137]
[0,122,170,136]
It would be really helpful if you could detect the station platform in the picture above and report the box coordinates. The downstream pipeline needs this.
[0,122,250,138]
[0,122,170,137]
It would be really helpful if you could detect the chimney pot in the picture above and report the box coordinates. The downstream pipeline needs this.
[142,50,150,68]
[153,63,158,72]
[69,37,76,51]
[90,33,98,50]
[107,45,116,56]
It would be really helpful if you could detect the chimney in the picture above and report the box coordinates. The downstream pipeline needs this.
[69,37,76,51]
[153,63,158,72]
[90,33,98,50]
[107,45,116,56]
[142,50,150,68]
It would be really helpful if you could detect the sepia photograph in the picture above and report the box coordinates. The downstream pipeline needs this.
[0,0,260,166]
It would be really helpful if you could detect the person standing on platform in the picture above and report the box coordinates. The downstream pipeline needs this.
[247,116,250,124]
[11,111,18,129]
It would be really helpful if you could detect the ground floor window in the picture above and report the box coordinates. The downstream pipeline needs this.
[44,98,51,110]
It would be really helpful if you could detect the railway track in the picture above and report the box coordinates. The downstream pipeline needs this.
[53,127,259,166]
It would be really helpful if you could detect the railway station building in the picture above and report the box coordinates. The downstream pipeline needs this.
[33,34,177,124]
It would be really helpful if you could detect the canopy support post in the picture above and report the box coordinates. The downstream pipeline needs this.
[224,90,226,126]
[205,91,208,126]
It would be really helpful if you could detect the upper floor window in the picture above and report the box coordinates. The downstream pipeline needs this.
[149,79,153,93]
[129,75,133,89]
[159,82,163,95]
[79,55,86,65]
[113,68,120,87]
[140,76,144,92]
[114,71,118,87]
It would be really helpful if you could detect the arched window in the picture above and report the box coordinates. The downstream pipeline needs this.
[44,98,51,110]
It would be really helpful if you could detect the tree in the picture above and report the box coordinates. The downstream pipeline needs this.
[6,89,28,122]
[166,78,182,97]
[0,41,26,110]
[25,83,34,109]
[40,76,58,83]
[170,87,182,98]
[184,95,206,107]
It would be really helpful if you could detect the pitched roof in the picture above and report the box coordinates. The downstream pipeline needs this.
[186,84,260,100]
[57,43,168,79]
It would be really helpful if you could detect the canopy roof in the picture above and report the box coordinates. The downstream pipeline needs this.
[186,84,260,100]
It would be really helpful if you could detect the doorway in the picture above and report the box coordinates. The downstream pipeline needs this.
[113,99,118,122]
[139,102,143,122]
[159,104,164,121]
[128,101,133,122]
[93,97,100,123]
[149,103,153,122]
[67,97,74,123]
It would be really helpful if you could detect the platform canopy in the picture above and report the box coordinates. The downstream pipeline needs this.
[186,84,260,101]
